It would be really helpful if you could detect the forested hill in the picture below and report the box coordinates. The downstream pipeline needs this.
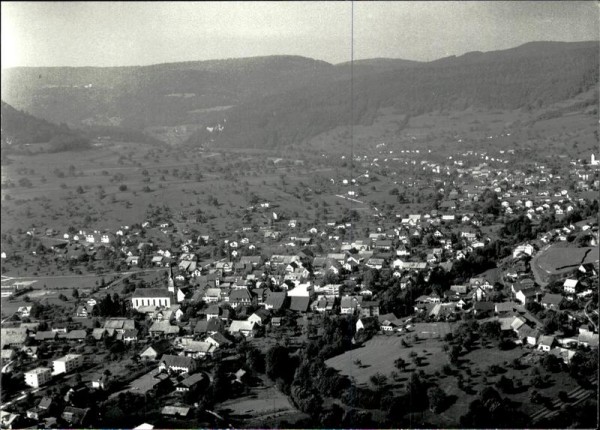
[0,101,90,153]
[1,56,334,129]
[186,41,599,149]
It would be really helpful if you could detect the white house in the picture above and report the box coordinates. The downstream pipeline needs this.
[24,367,52,388]
[53,354,83,375]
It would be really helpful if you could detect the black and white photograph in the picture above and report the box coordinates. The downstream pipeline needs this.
[0,1,598,428]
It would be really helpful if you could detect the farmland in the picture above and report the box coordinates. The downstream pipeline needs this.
[218,385,309,427]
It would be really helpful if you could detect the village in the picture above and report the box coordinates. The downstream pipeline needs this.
[0,140,598,428]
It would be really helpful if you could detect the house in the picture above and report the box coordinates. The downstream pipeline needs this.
[360,301,380,317]
[248,312,267,326]
[495,301,519,314]
[205,304,221,321]
[161,406,190,417]
[378,313,401,332]
[312,297,335,313]
[91,328,106,341]
[228,320,257,338]
[104,318,135,335]
[178,339,215,358]
[517,324,540,346]
[61,406,90,427]
[537,335,556,352]
[1,349,16,362]
[140,341,171,361]
[577,328,599,347]
[35,331,58,342]
[205,333,231,348]
[429,303,456,320]
[513,244,534,259]
[515,287,538,305]
[175,372,206,392]
[563,278,580,294]
[271,317,282,327]
[540,293,563,310]
[66,330,87,342]
[126,256,140,266]
[21,346,38,359]
[340,295,363,315]
[202,288,221,303]
[91,373,111,390]
[17,306,32,318]
[131,288,172,309]
[24,367,52,388]
[450,285,468,294]
[123,329,139,343]
[229,288,253,308]
[472,301,495,316]
[0,410,21,429]
[53,354,83,375]
[149,321,180,338]
[75,305,90,318]
[264,291,287,311]
[26,397,55,420]
[1,328,28,349]
[289,296,310,313]
[159,354,197,374]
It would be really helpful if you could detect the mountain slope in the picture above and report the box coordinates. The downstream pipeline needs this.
[1,101,90,152]
[1,56,334,129]
[185,41,599,149]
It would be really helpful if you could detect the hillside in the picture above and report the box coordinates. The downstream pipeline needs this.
[185,41,598,149]
[0,101,90,153]
[1,56,334,130]
[2,42,598,149]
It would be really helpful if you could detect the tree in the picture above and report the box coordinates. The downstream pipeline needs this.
[266,345,291,382]
[369,372,388,391]
[427,385,447,412]
[394,357,407,371]
[72,288,79,300]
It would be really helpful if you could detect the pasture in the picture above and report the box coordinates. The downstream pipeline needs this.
[325,334,447,386]
[218,385,309,427]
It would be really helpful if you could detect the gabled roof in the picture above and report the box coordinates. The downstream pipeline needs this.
[228,320,257,334]
[132,288,172,299]
[538,335,555,347]
[289,296,310,312]
[264,291,286,309]
[149,321,180,335]
[161,354,195,368]
[229,288,252,302]
[541,293,563,306]
[66,330,87,340]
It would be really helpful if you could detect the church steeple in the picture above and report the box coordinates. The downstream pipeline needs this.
[167,264,175,294]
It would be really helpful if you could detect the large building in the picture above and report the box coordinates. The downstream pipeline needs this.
[53,354,83,375]
[131,288,172,309]
[24,367,52,388]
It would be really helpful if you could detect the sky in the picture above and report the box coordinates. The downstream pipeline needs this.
[1,1,598,68]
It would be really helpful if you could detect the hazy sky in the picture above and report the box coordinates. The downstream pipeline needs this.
[1,1,598,68]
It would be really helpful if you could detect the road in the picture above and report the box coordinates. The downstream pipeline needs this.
[1,387,40,410]
[530,244,551,287]
[584,299,598,332]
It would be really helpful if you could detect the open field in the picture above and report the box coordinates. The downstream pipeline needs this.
[325,329,596,427]
[218,385,309,427]
[325,334,447,386]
